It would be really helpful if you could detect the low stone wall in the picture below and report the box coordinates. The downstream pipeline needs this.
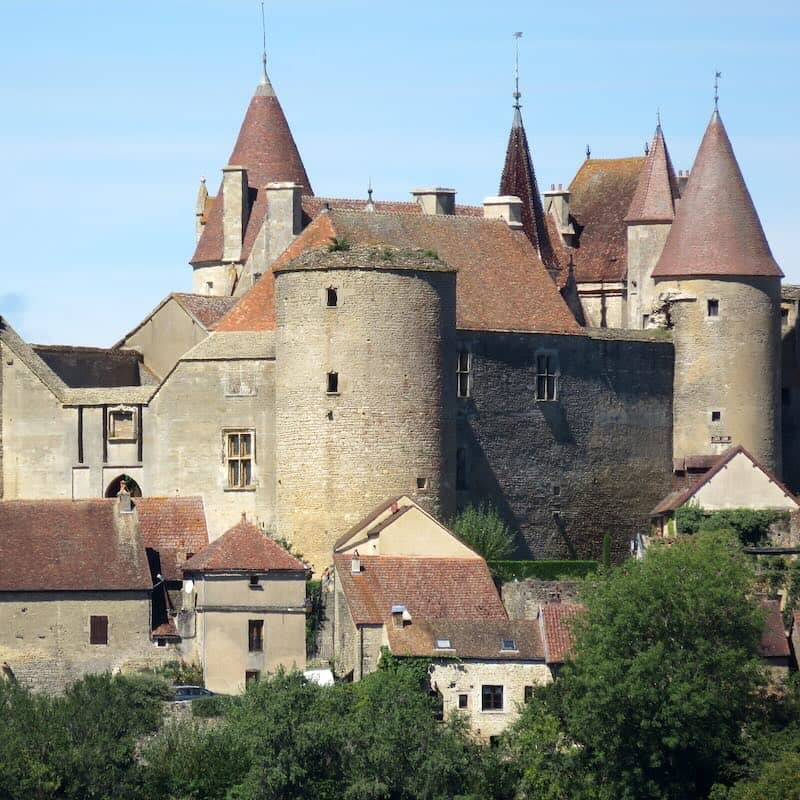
[501,580,580,620]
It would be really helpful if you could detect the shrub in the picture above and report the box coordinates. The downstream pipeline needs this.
[450,503,515,561]
[488,560,598,583]
[676,505,788,545]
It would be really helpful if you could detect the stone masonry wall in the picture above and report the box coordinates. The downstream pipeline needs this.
[457,329,674,560]
[275,267,457,572]
[501,581,581,619]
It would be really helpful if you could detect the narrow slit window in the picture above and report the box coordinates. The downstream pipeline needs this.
[535,352,558,401]
[707,299,719,317]
[248,619,264,652]
[457,351,471,398]
[326,287,338,307]
[327,372,339,394]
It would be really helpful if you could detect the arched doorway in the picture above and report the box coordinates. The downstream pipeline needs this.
[105,474,142,498]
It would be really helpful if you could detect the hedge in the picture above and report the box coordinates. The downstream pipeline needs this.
[488,560,598,583]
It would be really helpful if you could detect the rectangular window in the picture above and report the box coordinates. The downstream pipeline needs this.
[456,447,468,491]
[481,684,504,711]
[457,351,471,398]
[458,693,468,709]
[89,615,108,645]
[535,352,558,401]
[108,407,137,441]
[707,299,719,317]
[245,670,261,687]
[327,372,339,394]
[416,477,429,491]
[249,574,260,588]
[711,410,721,422]
[248,620,264,652]
[326,287,338,307]
[226,431,254,489]
[524,686,534,704]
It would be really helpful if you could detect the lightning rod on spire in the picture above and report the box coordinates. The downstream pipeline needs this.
[260,1,268,83]
[513,32,523,108]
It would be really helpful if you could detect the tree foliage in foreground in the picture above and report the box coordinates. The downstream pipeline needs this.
[506,532,768,800]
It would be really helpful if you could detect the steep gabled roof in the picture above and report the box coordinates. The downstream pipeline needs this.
[499,107,558,270]
[653,111,782,279]
[568,157,645,283]
[191,71,313,266]
[624,125,679,224]
[334,554,507,626]
[538,603,584,665]
[183,517,306,573]
[171,293,239,329]
[263,210,580,334]
[0,499,151,592]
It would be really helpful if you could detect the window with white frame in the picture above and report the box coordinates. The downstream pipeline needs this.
[535,351,559,401]
[225,431,254,489]
[457,351,471,398]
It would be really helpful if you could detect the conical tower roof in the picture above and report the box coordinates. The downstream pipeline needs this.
[624,124,679,223]
[191,68,313,265]
[652,111,782,279]
[499,107,557,270]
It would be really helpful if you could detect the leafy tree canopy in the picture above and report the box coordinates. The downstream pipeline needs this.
[450,503,515,561]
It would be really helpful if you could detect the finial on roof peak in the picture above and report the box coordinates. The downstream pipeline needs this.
[714,70,722,111]
[513,32,523,110]
[586,144,591,160]
[656,108,661,129]
[644,141,650,156]
[255,2,275,96]
[365,177,375,212]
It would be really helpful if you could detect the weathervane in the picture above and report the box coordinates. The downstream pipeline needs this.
[260,1,268,82]
[513,32,523,108]
[714,71,722,110]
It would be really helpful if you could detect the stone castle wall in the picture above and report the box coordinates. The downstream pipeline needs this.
[457,329,674,560]
[275,267,457,571]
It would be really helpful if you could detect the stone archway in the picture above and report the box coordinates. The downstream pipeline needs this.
[104,474,142,498]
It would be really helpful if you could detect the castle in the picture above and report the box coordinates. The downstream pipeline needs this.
[0,57,795,574]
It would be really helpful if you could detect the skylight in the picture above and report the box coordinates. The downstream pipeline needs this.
[434,638,452,650]
[500,638,518,652]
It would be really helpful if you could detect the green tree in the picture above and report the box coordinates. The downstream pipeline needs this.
[450,503,515,561]
[509,532,766,800]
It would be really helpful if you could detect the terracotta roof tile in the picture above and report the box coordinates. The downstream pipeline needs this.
[136,497,209,581]
[269,210,580,334]
[499,108,558,270]
[334,554,507,626]
[151,620,180,639]
[539,603,584,664]
[171,293,238,330]
[388,618,544,660]
[0,499,151,592]
[184,518,306,573]
[568,157,645,283]
[624,125,679,224]
[653,112,782,279]
[191,81,313,266]
[302,196,482,220]
[759,600,790,659]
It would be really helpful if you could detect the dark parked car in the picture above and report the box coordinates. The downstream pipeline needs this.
[173,685,215,702]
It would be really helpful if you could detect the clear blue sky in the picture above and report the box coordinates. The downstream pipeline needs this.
[1,0,798,345]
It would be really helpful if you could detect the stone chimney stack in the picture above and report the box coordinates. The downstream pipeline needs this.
[222,165,249,262]
[411,188,456,215]
[543,184,575,243]
[266,182,303,262]
[195,177,209,244]
[483,196,523,229]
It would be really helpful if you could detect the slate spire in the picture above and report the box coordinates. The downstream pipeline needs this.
[652,110,782,278]
[624,121,680,224]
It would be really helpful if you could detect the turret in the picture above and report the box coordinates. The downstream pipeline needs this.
[652,110,783,473]
[624,122,680,328]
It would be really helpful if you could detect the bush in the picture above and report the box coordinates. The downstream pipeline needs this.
[191,694,233,718]
[488,560,598,583]
[146,659,204,687]
[676,505,788,545]
[450,503,515,560]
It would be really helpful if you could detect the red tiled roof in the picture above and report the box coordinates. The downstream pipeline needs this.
[302,196,483,220]
[191,78,313,266]
[499,108,559,270]
[0,499,151,592]
[759,600,790,659]
[388,618,544,660]
[624,125,679,224]
[151,619,180,639]
[568,157,644,283]
[183,518,306,573]
[538,603,584,665]
[651,445,799,516]
[653,111,782,279]
[171,294,238,330]
[272,210,581,334]
[334,553,507,626]
[136,497,209,581]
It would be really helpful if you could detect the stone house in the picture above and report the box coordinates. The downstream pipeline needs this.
[650,446,800,538]
[181,515,309,695]
[0,498,168,691]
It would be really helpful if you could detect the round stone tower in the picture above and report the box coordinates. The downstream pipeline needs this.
[652,110,783,474]
[274,245,457,571]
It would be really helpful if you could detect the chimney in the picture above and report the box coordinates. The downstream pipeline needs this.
[195,176,209,244]
[677,169,690,198]
[222,165,249,262]
[543,184,575,242]
[351,549,361,575]
[483,196,523,229]
[266,182,303,262]
[411,187,456,216]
